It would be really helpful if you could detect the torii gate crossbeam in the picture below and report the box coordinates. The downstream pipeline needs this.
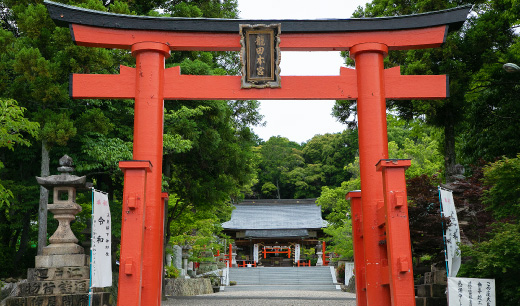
[44,1,470,305]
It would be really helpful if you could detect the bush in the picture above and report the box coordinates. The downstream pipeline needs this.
[336,263,345,284]
[165,265,180,279]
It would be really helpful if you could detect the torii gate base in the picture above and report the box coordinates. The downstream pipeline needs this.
[45,2,469,305]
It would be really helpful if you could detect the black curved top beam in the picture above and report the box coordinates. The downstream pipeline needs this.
[44,1,471,33]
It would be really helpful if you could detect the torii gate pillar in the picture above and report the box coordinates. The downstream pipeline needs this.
[114,42,170,306]
[350,42,391,304]
[128,42,170,305]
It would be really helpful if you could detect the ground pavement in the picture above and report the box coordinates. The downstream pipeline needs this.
[163,290,356,306]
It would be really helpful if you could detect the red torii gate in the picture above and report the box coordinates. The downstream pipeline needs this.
[45,2,469,305]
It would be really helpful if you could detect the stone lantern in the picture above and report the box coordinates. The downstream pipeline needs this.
[316,243,324,266]
[6,155,111,305]
[35,154,89,268]
[181,244,192,278]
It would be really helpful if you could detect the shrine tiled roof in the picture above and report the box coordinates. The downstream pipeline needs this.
[244,229,309,238]
[222,199,328,230]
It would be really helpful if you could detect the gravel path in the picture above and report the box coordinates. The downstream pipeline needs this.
[163,290,357,306]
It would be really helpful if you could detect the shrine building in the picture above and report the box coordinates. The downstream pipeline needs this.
[222,199,328,266]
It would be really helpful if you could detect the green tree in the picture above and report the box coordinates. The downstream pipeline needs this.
[301,129,358,187]
[460,36,520,164]
[0,0,260,277]
[0,0,127,258]
[0,98,38,205]
[459,222,520,305]
[317,179,360,260]
[335,0,520,181]
[316,143,361,260]
[318,115,445,261]
[481,154,520,221]
[254,136,304,199]
[0,98,39,276]
[457,157,520,305]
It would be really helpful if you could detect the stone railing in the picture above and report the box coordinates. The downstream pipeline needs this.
[163,278,212,296]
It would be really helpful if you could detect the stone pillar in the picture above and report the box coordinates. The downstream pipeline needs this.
[316,243,323,266]
[231,252,237,268]
[181,245,191,278]
[173,245,183,271]
[316,252,324,266]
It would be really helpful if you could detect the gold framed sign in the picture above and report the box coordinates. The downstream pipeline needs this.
[240,24,281,88]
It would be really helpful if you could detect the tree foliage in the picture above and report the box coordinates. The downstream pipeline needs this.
[335,0,520,181]
[482,154,520,221]
[318,115,446,262]
[387,114,444,178]
[254,136,304,199]
[459,222,520,305]
[252,130,357,199]
[0,0,261,278]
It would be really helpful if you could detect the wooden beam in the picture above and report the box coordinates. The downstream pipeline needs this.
[70,24,448,51]
[72,66,447,100]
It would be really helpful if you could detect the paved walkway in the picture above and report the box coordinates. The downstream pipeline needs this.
[163,290,356,306]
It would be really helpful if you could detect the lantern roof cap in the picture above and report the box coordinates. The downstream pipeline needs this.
[36,155,88,189]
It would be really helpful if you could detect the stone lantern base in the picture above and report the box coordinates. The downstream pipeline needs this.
[4,266,111,306]
[35,253,89,268]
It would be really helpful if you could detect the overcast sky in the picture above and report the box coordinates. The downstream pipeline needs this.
[237,0,369,143]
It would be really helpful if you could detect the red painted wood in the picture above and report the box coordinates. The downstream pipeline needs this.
[376,159,416,306]
[72,65,135,99]
[351,42,392,305]
[72,66,446,100]
[131,42,170,306]
[71,24,447,51]
[117,161,151,306]
[347,191,367,306]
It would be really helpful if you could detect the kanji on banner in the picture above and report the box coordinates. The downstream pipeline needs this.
[253,244,259,263]
[92,190,112,287]
[440,188,461,277]
[294,244,300,264]
[448,277,495,306]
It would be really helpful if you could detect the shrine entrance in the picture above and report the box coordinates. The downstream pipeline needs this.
[221,199,328,267]
[44,2,470,305]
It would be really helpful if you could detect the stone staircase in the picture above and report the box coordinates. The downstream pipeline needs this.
[225,266,339,291]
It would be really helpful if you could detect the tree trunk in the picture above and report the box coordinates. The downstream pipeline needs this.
[444,112,457,183]
[13,212,31,269]
[38,140,50,255]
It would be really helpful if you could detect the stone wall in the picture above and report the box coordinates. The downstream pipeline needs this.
[2,267,110,306]
[416,269,448,306]
[163,278,213,296]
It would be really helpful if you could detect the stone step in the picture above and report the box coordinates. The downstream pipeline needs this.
[223,284,338,292]
[229,267,337,288]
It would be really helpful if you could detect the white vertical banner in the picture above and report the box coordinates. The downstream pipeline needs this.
[440,188,461,277]
[253,244,259,263]
[92,190,112,287]
[294,244,300,263]
[448,277,495,306]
